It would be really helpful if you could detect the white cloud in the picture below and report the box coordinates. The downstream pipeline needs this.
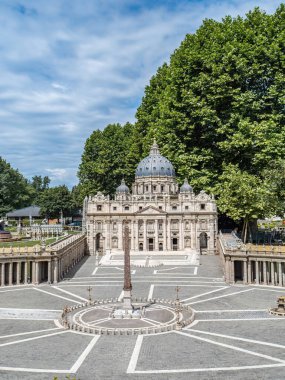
[0,0,281,187]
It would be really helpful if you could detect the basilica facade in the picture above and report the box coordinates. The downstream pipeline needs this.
[84,141,217,255]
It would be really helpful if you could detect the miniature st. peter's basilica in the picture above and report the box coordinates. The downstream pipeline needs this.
[83,141,217,255]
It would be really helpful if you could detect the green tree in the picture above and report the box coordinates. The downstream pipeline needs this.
[38,185,72,219]
[215,164,274,241]
[78,5,285,227]
[0,157,33,216]
[78,123,134,196]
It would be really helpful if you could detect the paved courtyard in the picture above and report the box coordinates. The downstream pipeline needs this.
[0,254,285,380]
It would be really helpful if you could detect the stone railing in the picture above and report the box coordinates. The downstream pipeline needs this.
[61,298,194,336]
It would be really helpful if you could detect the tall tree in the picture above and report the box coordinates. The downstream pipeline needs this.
[38,185,72,219]
[78,123,134,197]
[78,5,285,227]
[0,157,33,216]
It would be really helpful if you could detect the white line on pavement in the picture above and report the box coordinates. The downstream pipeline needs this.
[0,327,61,340]
[33,288,81,304]
[182,286,228,302]
[92,267,98,275]
[131,363,285,374]
[148,285,154,300]
[196,318,285,322]
[185,328,285,349]
[0,367,68,374]
[194,309,266,313]
[127,335,144,373]
[0,330,68,348]
[188,288,254,305]
[69,336,100,373]
[176,331,285,363]
[53,286,88,302]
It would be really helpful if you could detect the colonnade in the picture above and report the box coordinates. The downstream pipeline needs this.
[225,257,285,286]
[89,217,216,254]
[0,234,86,287]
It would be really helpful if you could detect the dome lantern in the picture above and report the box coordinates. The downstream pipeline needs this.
[116,179,130,193]
[180,178,193,193]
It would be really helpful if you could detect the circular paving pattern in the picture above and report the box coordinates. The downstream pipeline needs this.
[62,299,194,334]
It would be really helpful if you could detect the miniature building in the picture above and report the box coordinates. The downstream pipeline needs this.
[84,141,218,255]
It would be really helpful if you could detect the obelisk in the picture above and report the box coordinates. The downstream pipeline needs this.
[123,223,132,310]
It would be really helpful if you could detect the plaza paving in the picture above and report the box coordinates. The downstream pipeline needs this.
[0,254,285,379]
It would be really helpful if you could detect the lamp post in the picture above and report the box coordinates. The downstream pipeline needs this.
[87,286,92,302]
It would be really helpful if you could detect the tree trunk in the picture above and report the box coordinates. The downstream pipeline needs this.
[243,219,248,243]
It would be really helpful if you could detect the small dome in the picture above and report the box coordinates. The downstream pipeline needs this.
[180,178,193,193]
[116,179,130,193]
[135,140,175,178]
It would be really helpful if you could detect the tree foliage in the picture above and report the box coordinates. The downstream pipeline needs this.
[0,157,33,216]
[78,5,285,224]
[37,185,72,219]
[78,123,134,197]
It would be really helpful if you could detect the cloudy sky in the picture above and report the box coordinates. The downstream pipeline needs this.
[0,0,281,187]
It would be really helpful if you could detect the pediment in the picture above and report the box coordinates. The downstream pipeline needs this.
[135,206,166,215]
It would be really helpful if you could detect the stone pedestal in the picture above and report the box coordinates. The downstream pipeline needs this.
[123,290,132,310]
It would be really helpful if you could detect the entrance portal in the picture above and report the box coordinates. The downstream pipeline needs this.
[148,238,154,251]
[172,238,178,251]
[95,233,104,256]
[199,232,208,253]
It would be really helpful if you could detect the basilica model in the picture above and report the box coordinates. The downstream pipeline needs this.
[84,141,217,255]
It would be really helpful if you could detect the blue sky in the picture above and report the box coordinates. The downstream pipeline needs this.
[0,0,282,187]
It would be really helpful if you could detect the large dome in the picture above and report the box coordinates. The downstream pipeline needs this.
[135,140,175,178]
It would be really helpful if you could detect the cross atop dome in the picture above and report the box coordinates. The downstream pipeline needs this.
[150,138,160,155]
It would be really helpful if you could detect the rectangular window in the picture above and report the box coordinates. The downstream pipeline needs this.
[139,206,142,210]
[159,206,162,210]
[161,185,164,192]
[125,206,129,210]
[172,206,177,210]
[113,206,117,210]
[185,206,189,210]
[97,205,102,211]
[153,185,157,191]
[201,204,205,210]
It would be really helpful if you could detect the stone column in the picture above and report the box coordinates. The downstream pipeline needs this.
[16,262,21,285]
[225,257,230,283]
[191,219,197,249]
[179,219,183,251]
[163,219,167,252]
[118,221,123,250]
[8,262,13,285]
[247,260,252,284]
[167,219,171,251]
[230,260,235,283]
[208,218,215,253]
[53,259,58,284]
[243,260,248,284]
[134,220,139,251]
[48,260,52,283]
[1,263,5,286]
[271,262,275,285]
[143,220,147,251]
[24,261,28,284]
[263,261,267,284]
[255,261,259,284]
[278,262,283,286]
[154,220,159,251]
[34,262,39,285]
